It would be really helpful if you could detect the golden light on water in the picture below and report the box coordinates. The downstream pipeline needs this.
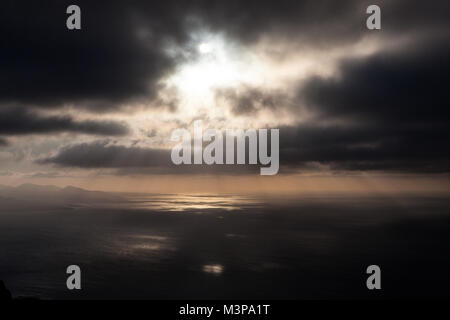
[126,194,263,212]
[203,264,224,275]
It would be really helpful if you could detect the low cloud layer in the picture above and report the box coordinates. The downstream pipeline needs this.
[39,141,168,168]
[38,140,264,175]
[0,108,129,136]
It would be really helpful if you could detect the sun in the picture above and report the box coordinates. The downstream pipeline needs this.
[167,37,240,101]
[198,42,213,54]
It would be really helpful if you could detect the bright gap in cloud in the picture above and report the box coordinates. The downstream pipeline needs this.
[168,35,243,102]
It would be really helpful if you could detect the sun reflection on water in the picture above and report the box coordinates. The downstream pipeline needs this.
[125,194,263,212]
[202,264,224,275]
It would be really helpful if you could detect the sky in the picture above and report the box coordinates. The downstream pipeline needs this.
[1,0,450,194]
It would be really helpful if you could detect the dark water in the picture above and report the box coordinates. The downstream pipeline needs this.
[1,193,450,299]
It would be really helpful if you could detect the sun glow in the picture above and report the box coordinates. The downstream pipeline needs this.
[169,38,241,100]
[198,42,213,54]
[158,32,315,128]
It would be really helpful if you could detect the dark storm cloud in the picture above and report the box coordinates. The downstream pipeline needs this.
[0,0,185,110]
[38,140,260,174]
[0,108,129,136]
[191,0,366,45]
[278,124,450,173]
[39,141,169,168]
[278,38,450,172]
[4,0,444,111]
[191,0,450,53]
[301,39,450,124]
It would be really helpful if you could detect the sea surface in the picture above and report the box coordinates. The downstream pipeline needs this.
[1,193,450,299]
